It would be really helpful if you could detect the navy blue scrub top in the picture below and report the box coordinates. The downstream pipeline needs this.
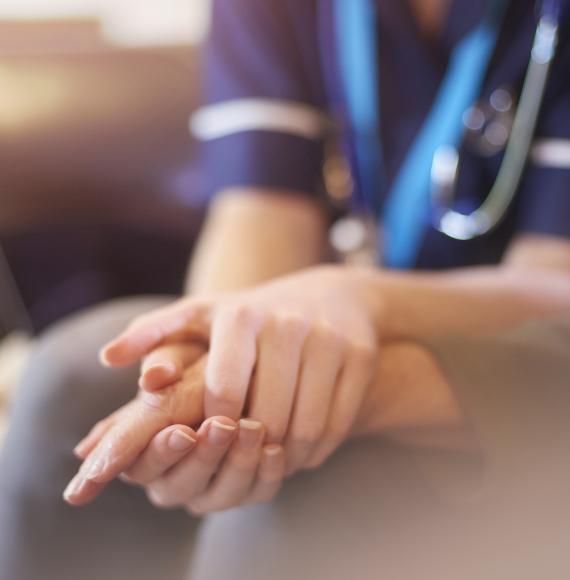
[192,0,570,269]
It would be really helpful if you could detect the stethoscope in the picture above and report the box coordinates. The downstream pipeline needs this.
[331,0,564,268]
[431,0,562,241]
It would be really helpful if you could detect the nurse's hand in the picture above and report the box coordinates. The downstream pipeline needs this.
[100,265,381,475]
[121,421,286,514]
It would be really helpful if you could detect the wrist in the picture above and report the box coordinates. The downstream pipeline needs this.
[355,342,468,447]
[336,265,390,337]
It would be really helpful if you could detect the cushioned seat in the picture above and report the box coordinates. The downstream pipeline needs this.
[0,36,206,333]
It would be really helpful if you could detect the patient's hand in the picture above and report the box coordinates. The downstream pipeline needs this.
[64,343,286,509]
[121,420,285,514]
[63,347,206,504]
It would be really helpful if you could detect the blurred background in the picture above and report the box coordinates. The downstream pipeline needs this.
[0,0,212,436]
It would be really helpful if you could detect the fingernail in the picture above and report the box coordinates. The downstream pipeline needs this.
[140,364,173,390]
[99,339,126,367]
[149,362,177,378]
[82,456,106,481]
[169,430,197,452]
[208,420,236,445]
[98,345,114,367]
[263,445,283,460]
[239,419,263,448]
[63,474,85,502]
[73,441,88,458]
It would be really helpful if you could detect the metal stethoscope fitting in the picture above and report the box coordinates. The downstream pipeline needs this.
[431,8,560,240]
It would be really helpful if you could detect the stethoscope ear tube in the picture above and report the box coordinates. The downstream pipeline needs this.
[433,10,560,240]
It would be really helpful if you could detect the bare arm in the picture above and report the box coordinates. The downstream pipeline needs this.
[186,188,328,294]
[355,235,570,341]
[357,235,570,448]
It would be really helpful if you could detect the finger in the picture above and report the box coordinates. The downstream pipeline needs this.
[305,344,376,470]
[72,355,207,495]
[140,344,204,392]
[122,425,198,485]
[100,299,211,368]
[245,444,285,505]
[73,401,136,460]
[63,474,106,507]
[73,413,118,460]
[65,354,208,506]
[247,315,307,443]
[284,327,344,475]
[147,417,237,508]
[187,419,265,514]
[64,397,175,506]
[205,304,260,420]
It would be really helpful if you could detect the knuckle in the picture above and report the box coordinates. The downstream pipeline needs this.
[139,391,173,419]
[313,323,346,353]
[272,313,309,341]
[207,384,243,416]
[208,380,241,404]
[223,302,258,327]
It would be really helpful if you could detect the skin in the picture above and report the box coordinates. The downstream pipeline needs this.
[67,337,464,511]
[64,192,570,509]
[61,0,570,516]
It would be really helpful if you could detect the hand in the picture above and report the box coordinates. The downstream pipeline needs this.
[121,420,286,514]
[64,346,209,504]
[67,410,286,512]
[101,266,381,474]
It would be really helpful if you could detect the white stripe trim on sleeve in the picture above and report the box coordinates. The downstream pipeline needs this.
[190,99,329,141]
[530,139,570,169]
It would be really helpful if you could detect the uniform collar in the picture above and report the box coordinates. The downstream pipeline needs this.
[374,0,489,77]
[375,0,488,54]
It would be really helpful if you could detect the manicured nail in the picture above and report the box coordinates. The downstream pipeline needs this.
[63,474,85,502]
[208,420,236,445]
[239,419,264,448]
[263,445,283,461]
[98,345,114,367]
[169,430,197,452]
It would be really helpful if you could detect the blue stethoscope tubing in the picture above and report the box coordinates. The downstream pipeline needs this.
[333,0,563,269]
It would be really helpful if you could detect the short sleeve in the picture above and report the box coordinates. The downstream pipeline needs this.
[516,27,570,238]
[191,0,328,196]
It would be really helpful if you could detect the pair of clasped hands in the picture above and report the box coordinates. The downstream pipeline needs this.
[64,267,380,513]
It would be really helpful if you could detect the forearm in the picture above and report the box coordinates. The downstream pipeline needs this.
[187,189,328,295]
[358,265,570,341]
